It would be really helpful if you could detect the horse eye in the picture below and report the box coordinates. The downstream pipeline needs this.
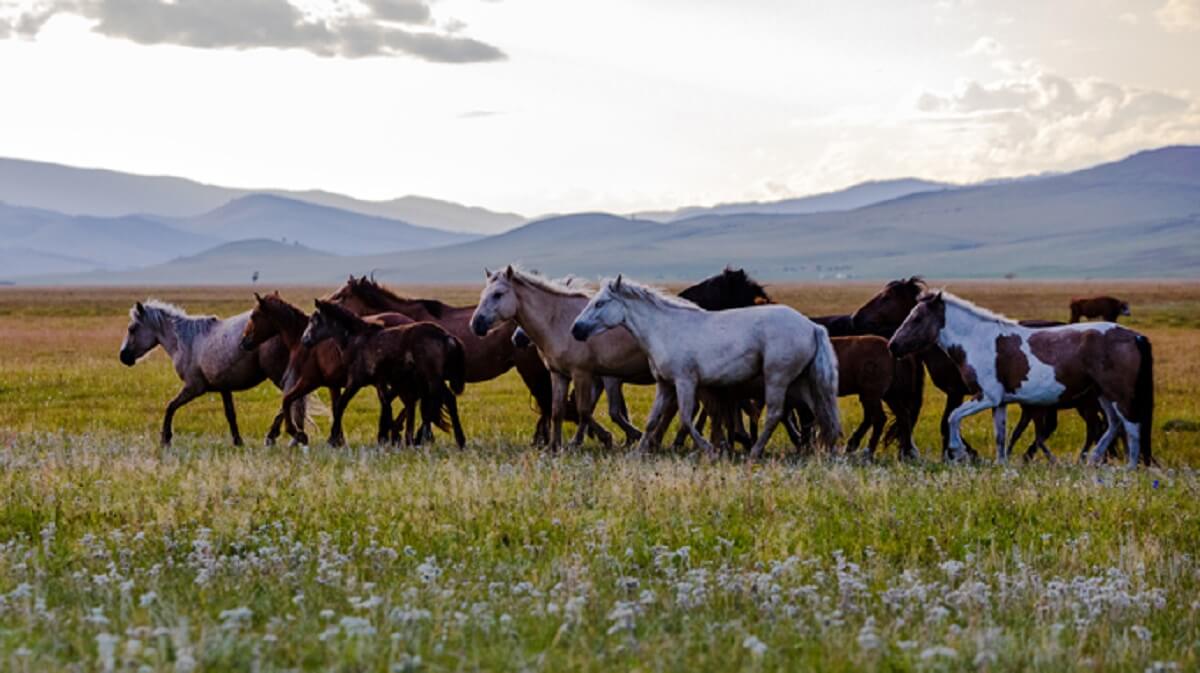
[492,291,502,300]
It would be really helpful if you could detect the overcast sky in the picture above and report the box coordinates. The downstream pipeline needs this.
[1,0,1198,215]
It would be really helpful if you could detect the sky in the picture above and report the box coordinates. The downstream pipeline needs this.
[1,0,1198,216]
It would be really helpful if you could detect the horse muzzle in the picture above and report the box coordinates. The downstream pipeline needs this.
[512,328,532,348]
[887,339,908,358]
[119,349,136,366]
[570,322,592,342]
[470,315,491,338]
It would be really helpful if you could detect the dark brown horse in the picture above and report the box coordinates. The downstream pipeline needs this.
[301,300,467,448]
[832,336,913,458]
[1070,296,1131,323]
[326,276,557,444]
[240,292,426,446]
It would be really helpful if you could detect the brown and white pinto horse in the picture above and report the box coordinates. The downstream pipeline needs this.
[1070,296,1131,323]
[888,291,1154,467]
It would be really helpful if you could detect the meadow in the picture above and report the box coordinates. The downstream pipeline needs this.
[0,281,1197,672]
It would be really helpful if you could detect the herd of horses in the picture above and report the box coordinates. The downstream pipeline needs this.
[117,268,1154,468]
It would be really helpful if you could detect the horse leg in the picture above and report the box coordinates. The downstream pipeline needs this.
[442,385,466,448]
[635,381,677,454]
[219,391,243,446]
[328,382,362,448]
[864,397,887,460]
[570,372,611,449]
[1088,397,1123,466]
[1034,407,1059,464]
[782,407,806,452]
[940,392,979,462]
[604,379,642,446]
[673,379,714,460]
[161,384,205,446]
[992,405,1008,464]
[946,397,995,462]
[514,353,554,447]
[845,397,872,454]
[371,385,393,445]
[272,379,316,447]
[671,405,704,451]
[549,371,571,452]
[883,395,917,461]
[748,381,788,461]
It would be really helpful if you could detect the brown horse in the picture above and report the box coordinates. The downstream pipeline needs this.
[888,291,1153,467]
[822,336,915,459]
[810,313,923,457]
[326,276,557,444]
[301,300,467,448]
[240,292,427,446]
[1070,296,1130,323]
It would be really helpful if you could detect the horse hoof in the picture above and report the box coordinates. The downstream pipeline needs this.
[264,436,276,447]
[232,437,244,447]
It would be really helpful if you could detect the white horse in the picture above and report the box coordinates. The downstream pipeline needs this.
[570,275,841,459]
[888,291,1154,467]
[119,300,305,445]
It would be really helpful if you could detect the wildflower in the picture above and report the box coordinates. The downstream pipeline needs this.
[920,646,959,660]
[219,607,252,630]
[1131,624,1152,642]
[96,633,119,672]
[856,618,881,652]
[742,634,768,658]
[339,616,376,637]
[139,591,157,607]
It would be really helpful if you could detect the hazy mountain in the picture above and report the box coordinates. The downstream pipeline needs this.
[0,202,220,274]
[19,146,1200,285]
[0,157,526,234]
[168,194,478,256]
[638,178,951,222]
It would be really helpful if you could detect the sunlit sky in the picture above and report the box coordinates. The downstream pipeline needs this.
[1,0,1198,215]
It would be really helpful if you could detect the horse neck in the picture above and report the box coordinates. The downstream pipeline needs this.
[938,303,1022,352]
[265,306,307,350]
[513,282,582,346]
[617,296,688,357]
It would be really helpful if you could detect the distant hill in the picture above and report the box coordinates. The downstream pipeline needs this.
[16,146,1200,285]
[0,157,526,234]
[0,202,220,274]
[167,194,478,256]
[638,178,951,221]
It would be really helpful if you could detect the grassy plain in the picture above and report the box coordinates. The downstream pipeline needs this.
[0,281,1197,672]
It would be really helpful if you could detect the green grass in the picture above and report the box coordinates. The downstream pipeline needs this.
[0,283,1197,671]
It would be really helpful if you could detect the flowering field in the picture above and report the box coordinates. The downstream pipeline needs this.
[0,282,1198,671]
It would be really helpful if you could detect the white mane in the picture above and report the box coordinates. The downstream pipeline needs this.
[132,299,219,343]
[607,277,702,311]
[936,291,1018,326]
[506,266,593,297]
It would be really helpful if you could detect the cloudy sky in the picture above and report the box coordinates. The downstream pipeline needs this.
[1,0,1198,215]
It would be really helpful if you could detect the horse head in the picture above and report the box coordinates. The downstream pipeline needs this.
[888,290,945,357]
[852,276,926,336]
[571,275,627,341]
[120,301,160,366]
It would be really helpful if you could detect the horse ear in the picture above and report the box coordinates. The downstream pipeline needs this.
[614,274,623,289]
[254,292,263,303]
[135,301,145,316]
[483,267,491,279]
[505,265,514,279]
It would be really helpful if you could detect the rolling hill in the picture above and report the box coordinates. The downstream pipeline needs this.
[14,146,1200,285]
[0,157,526,234]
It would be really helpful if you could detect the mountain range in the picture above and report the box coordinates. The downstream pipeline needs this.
[3,146,1198,284]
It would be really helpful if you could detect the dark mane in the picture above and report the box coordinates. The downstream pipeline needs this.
[887,276,927,296]
[350,276,449,318]
[315,299,379,334]
[678,266,770,310]
[259,293,309,332]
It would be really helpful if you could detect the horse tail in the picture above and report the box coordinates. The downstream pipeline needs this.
[1134,334,1154,466]
[803,324,842,448]
[445,335,466,395]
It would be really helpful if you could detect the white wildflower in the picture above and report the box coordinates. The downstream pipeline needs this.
[742,634,768,658]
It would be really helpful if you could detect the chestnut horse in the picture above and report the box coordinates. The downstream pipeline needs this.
[301,300,467,448]
[240,292,436,447]
[889,291,1153,467]
[325,276,556,444]
[1070,296,1130,323]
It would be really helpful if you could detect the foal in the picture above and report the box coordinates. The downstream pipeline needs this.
[301,300,467,448]
[239,292,417,446]
[889,291,1153,467]
[1070,296,1131,323]
[119,300,304,445]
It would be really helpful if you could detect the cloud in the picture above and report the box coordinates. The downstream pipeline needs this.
[914,68,1200,174]
[963,36,1002,56]
[1,0,505,63]
[1156,0,1200,31]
